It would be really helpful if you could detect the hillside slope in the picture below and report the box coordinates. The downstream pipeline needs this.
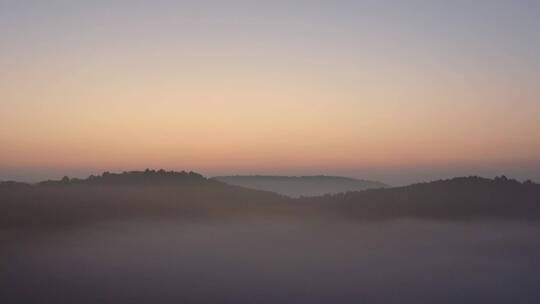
[1,172,539,231]
[213,175,387,197]
[306,176,540,220]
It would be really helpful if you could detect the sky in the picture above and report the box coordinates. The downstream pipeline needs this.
[1,0,539,185]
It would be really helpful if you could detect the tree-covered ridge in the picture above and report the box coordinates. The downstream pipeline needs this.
[1,172,539,231]
[35,169,208,186]
[306,176,540,220]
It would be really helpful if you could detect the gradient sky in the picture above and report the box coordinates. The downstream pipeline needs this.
[1,0,539,185]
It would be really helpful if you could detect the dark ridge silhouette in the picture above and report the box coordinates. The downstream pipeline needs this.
[0,181,32,190]
[1,171,539,231]
[305,176,540,220]
[213,175,387,197]
[38,169,207,187]
[0,170,294,230]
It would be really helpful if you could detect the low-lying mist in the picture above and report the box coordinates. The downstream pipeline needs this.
[2,171,540,303]
[2,218,539,304]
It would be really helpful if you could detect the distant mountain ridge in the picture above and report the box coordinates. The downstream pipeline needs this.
[212,175,387,197]
[1,171,539,230]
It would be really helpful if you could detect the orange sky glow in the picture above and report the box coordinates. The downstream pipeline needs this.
[1,1,539,184]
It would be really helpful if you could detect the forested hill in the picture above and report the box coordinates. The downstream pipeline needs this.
[304,176,540,220]
[0,170,292,229]
[1,172,539,231]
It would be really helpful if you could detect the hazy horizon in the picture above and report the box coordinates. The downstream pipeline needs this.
[1,163,539,186]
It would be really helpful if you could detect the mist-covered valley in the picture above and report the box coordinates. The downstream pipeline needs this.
[2,171,540,303]
[3,218,540,304]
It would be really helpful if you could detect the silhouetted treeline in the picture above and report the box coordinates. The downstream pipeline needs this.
[1,171,539,231]
[0,170,294,230]
[38,169,207,186]
[304,176,540,220]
